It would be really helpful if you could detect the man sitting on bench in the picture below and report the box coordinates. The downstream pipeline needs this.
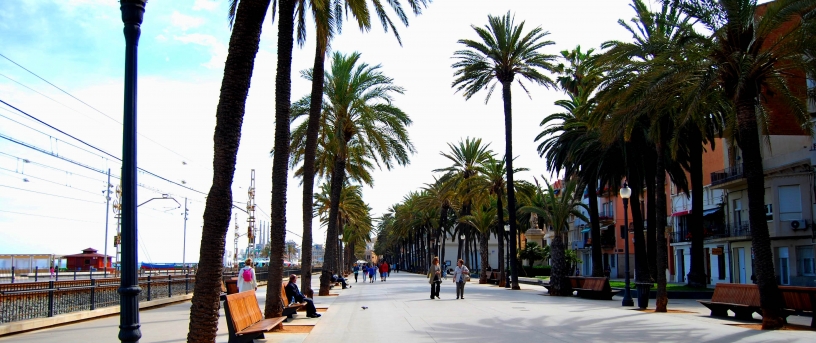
[285,274,321,318]
[331,271,349,289]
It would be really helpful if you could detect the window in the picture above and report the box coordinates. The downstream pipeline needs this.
[733,199,742,226]
[84,259,90,265]
[798,246,815,276]
[779,247,790,285]
[765,188,773,221]
[778,185,802,221]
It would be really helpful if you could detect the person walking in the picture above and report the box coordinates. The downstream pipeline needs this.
[370,264,377,282]
[237,258,257,293]
[379,261,388,282]
[285,274,321,318]
[362,263,368,282]
[353,264,360,283]
[452,259,469,299]
[429,257,442,299]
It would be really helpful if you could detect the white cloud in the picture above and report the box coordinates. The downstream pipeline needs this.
[173,33,227,69]
[170,11,205,31]
[155,34,168,42]
[192,0,219,11]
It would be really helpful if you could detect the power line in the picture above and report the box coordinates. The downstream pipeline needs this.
[0,209,102,224]
[0,111,114,162]
[0,167,103,197]
[0,184,104,204]
[0,100,207,195]
[0,52,196,164]
[0,151,109,184]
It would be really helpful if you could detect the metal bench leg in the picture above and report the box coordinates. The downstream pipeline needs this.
[709,306,728,317]
[732,308,754,320]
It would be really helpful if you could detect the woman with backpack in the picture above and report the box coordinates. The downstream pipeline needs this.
[238,258,257,293]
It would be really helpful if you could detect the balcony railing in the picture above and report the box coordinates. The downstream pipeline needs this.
[711,164,744,186]
[730,221,751,237]
[671,232,691,243]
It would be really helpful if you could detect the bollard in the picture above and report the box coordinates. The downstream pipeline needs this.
[47,281,55,317]
[90,279,96,310]
[11,266,15,283]
[146,275,152,301]
[35,266,39,282]
[185,273,189,294]
[168,275,172,297]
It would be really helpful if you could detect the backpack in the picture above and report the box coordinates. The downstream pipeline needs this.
[242,268,252,282]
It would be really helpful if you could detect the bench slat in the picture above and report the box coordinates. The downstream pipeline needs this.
[236,317,286,335]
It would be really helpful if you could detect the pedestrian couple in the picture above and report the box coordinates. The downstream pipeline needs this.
[429,258,468,299]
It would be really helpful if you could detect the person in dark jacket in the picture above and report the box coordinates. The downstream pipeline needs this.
[285,274,320,318]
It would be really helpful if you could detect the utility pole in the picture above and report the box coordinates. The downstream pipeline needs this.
[246,169,256,258]
[104,169,111,277]
[182,197,188,270]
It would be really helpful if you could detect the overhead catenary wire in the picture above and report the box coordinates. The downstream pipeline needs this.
[0,184,104,204]
[0,209,103,224]
[0,52,195,164]
[0,167,105,197]
[0,99,207,195]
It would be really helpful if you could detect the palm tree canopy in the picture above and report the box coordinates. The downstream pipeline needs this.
[451,11,558,102]
[519,178,588,236]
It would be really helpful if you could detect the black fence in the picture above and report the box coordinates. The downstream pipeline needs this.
[0,275,195,324]
[711,164,744,186]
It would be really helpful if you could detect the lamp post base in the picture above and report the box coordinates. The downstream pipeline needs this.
[622,288,634,306]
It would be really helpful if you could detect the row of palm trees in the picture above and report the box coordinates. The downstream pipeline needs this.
[538,0,815,330]
[187,0,428,341]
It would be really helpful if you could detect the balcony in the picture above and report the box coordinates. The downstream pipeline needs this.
[597,211,615,225]
[730,221,751,237]
[711,164,744,186]
[671,231,691,243]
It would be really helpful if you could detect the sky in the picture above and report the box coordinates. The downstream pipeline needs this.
[0,0,665,263]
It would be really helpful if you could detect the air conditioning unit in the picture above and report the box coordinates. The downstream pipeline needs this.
[790,220,807,231]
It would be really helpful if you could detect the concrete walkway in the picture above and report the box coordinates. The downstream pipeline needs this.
[1,272,813,342]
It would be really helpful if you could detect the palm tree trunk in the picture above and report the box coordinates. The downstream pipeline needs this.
[320,156,344,295]
[265,0,296,320]
[480,229,489,283]
[299,37,328,298]
[628,160,650,283]
[687,130,707,288]
[497,196,506,286]
[655,143,669,312]
[186,1,271,341]
[441,231,448,268]
[501,80,521,290]
[549,234,572,296]
[735,98,783,329]
[644,149,657,282]
[587,175,603,277]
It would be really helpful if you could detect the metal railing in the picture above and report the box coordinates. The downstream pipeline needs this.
[670,232,692,243]
[711,164,744,186]
[0,275,195,324]
[730,221,751,237]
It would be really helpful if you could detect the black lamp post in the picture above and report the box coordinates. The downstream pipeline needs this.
[458,233,465,260]
[620,182,634,307]
[504,224,511,288]
[118,1,145,342]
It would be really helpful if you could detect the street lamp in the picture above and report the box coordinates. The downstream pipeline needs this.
[119,1,146,342]
[458,233,465,261]
[504,224,511,288]
[338,234,343,274]
[620,182,634,307]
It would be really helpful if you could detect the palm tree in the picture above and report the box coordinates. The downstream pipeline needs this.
[669,0,816,328]
[521,178,588,296]
[319,51,415,294]
[295,0,428,298]
[459,195,498,284]
[435,138,494,262]
[452,12,558,289]
[187,0,273,341]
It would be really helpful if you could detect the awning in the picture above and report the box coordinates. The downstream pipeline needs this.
[581,227,591,233]
[671,210,690,217]
[702,208,721,216]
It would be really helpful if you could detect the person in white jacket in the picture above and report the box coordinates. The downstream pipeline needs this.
[238,258,257,293]
[452,259,469,299]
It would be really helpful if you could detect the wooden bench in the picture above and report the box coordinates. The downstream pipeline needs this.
[224,277,239,294]
[281,283,306,318]
[697,283,760,320]
[567,276,613,300]
[223,291,286,343]
[779,285,816,328]
[487,270,501,285]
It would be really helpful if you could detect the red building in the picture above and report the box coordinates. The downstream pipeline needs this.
[64,248,111,271]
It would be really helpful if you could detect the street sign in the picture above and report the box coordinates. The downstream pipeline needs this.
[712,248,724,255]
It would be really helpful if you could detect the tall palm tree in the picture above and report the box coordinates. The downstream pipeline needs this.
[319,51,415,294]
[452,12,558,289]
[187,0,273,341]
[296,0,428,298]
[669,0,816,328]
[521,178,588,296]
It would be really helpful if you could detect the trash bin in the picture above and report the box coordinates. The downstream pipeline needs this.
[635,282,652,309]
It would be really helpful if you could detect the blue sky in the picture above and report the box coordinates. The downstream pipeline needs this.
[1,0,657,263]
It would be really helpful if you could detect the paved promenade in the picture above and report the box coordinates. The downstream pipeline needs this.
[1,272,814,342]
